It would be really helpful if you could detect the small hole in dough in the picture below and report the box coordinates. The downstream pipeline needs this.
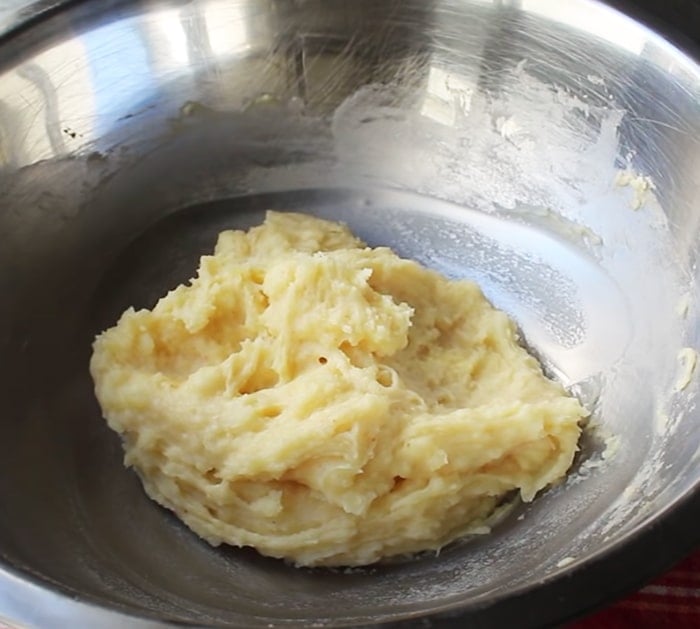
[376,366,395,388]
[260,405,282,418]
[436,393,453,406]
[392,476,406,491]
[205,468,224,485]
[318,356,328,364]
[250,268,265,284]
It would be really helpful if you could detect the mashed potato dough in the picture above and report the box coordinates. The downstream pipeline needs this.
[91,211,585,567]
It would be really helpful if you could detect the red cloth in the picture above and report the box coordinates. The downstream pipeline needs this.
[2,553,700,627]
[570,551,700,627]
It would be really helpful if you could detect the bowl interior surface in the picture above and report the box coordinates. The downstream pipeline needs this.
[1,0,700,627]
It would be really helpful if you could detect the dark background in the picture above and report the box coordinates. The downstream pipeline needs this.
[612,0,700,46]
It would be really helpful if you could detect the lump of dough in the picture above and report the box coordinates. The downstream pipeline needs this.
[90,211,585,567]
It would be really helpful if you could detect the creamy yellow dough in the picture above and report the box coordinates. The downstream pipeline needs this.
[91,211,585,566]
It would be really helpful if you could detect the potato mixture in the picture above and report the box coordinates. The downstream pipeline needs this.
[90,211,584,566]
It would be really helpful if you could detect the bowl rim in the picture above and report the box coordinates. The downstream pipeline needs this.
[0,0,699,627]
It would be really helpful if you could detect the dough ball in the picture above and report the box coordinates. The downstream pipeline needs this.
[90,211,585,566]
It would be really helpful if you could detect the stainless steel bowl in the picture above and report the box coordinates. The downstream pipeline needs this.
[1,1,699,627]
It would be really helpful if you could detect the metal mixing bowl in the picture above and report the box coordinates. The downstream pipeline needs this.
[1,0,700,627]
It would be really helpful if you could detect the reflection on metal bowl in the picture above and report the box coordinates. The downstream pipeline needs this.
[0,0,699,627]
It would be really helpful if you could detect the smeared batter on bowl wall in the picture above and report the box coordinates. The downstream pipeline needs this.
[90,212,585,567]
